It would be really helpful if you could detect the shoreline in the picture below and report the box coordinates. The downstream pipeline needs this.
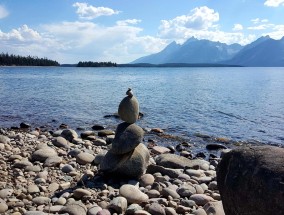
[0,125,225,214]
[0,123,281,214]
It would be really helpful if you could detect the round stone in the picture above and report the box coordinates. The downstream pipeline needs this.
[52,137,70,148]
[44,156,62,167]
[76,152,95,165]
[119,184,148,204]
[73,188,92,199]
[139,174,155,187]
[118,95,139,123]
[32,147,57,162]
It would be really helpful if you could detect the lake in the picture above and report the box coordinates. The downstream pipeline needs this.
[0,66,283,145]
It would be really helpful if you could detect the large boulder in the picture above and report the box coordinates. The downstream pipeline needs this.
[111,122,144,154]
[217,145,284,215]
[100,143,150,179]
[118,95,139,124]
[156,154,210,170]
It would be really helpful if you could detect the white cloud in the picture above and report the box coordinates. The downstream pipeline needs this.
[265,25,284,39]
[264,0,284,7]
[251,18,270,24]
[116,19,141,26]
[159,6,219,38]
[233,24,243,31]
[73,2,120,20]
[0,5,9,19]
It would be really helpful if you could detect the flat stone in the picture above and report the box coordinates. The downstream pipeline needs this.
[32,197,51,205]
[156,154,209,170]
[73,188,92,199]
[52,136,70,148]
[32,147,57,162]
[44,156,62,167]
[119,184,149,204]
[161,188,180,199]
[28,184,40,194]
[190,194,215,206]
[81,131,95,139]
[98,130,115,137]
[76,152,95,165]
[13,159,33,168]
[0,188,13,199]
[152,146,171,154]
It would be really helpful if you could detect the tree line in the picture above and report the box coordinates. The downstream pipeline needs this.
[0,53,60,66]
[77,61,117,67]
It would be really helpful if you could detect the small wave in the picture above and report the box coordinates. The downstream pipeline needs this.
[216,110,256,123]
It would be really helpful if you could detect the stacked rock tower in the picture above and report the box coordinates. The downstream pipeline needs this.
[100,89,150,179]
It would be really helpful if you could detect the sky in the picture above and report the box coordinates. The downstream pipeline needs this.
[1,0,284,64]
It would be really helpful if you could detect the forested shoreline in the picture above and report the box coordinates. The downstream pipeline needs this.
[0,53,60,66]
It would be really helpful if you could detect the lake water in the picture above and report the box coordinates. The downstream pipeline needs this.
[0,66,283,145]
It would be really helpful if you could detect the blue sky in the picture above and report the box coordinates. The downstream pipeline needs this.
[1,0,284,63]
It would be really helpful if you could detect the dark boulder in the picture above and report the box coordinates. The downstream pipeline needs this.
[217,145,284,215]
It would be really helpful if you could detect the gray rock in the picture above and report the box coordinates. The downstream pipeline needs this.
[13,159,33,168]
[24,212,47,215]
[161,188,180,199]
[88,205,102,215]
[52,136,70,148]
[146,189,160,198]
[203,201,225,215]
[147,203,166,215]
[146,164,182,178]
[60,201,87,215]
[156,154,209,170]
[108,196,128,213]
[68,148,81,157]
[0,199,8,213]
[61,129,78,142]
[0,188,13,199]
[111,122,144,154]
[0,135,10,144]
[217,145,284,215]
[189,194,215,206]
[25,165,41,172]
[97,209,111,215]
[62,164,75,173]
[119,184,149,204]
[32,196,51,205]
[32,147,58,162]
[76,152,95,165]
[73,188,92,199]
[28,184,40,194]
[139,174,155,187]
[126,204,143,215]
[193,208,207,215]
[118,94,139,123]
[100,143,150,179]
[92,138,107,146]
[164,207,178,215]
[81,131,95,139]
[44,156,62,167]
[177,184,196,197]
[93,153,106,165]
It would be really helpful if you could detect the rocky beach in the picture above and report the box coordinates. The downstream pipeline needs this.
[0,89,283,215]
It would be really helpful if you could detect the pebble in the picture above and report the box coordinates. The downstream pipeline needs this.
[119,184,149,204]
[189,194,215,206]
[147,203,166,215]
[108,196,128,213]
[139,174,155,187]
[28,185,40,194]
[73,188,92,199]
[76,152,95,165]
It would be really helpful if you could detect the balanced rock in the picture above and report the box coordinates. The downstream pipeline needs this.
[118,89,139,123]
[100,143,150,179]
[111,122,144,154]
[217,145,284,215]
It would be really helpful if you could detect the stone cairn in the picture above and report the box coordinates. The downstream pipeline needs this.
[100,89,150,178]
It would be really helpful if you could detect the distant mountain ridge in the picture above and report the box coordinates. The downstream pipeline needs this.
[131,36,284,67]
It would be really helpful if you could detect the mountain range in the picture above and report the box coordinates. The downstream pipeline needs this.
[131,36,284,67]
